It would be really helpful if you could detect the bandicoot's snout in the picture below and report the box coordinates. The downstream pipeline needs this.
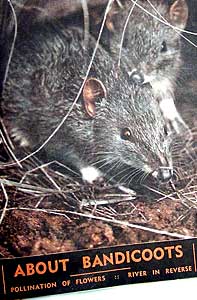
[153,167,173,183]
[128,69,145,85]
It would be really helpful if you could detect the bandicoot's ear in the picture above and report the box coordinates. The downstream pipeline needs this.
[105,1,123,32]
[169,0,188,29]
[83,78,107,117]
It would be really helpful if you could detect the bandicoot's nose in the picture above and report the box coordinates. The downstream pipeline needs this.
[128,69,145,85]
[157,167,173,183]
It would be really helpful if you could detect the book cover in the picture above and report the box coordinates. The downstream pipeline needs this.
[0,0,196,299]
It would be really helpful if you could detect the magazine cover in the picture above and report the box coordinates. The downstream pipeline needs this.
[0,0,196,298]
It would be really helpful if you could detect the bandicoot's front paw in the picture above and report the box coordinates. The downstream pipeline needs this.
[159,97,190,135]
[170,117,190,135]
[80,166,103,184]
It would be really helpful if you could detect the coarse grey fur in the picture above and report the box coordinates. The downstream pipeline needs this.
[2,20,173,185]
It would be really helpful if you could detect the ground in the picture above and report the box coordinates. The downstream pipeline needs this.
[0,108,196,257]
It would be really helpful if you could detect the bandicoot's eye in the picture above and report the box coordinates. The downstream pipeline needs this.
[161,41,167,53]
[121,128,132,140]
